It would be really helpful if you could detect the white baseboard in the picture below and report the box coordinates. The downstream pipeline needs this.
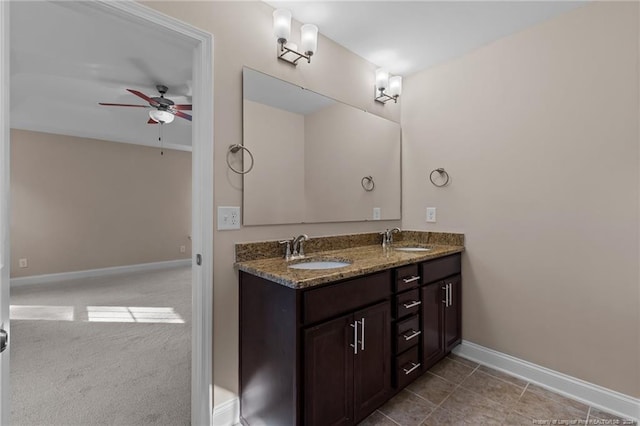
[453,340,640,422]
[10,258,191,287]
[213,397,239,426]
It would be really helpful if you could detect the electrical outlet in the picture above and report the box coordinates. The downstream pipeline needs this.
[179,245,186,253]
[217,206,241,230]
[18,258,28,268]
[426,207,437,223]
[373,207,381,220]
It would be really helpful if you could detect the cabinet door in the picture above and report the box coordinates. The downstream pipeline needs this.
[421,282,445,369]
[304,314,355,426]
[353,301,391,423]
[444,274,462,352]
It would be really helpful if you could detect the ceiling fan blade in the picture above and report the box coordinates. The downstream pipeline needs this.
[99,103,149,108]
[172,110,192,121]
[148,118,158,124]
[172,104,192,111]
[126,89,160,107]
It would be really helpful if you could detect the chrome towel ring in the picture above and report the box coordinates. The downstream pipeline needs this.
[361,176,375,191]
[226,144,255,175]
[429,168,450,187]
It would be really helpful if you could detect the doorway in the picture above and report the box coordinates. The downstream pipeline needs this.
[0,1,213,424]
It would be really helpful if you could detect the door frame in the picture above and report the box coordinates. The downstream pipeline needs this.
[0,2,214,425]
[0,1,10,424]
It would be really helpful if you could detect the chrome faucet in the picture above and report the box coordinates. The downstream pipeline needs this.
[291,234,309,259]
[380,228,401,248]
[279,239,293,261]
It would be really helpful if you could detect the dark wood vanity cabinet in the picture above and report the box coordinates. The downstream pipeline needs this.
[239,252,462,426]
[421,255,462,370]
[240,270,391,426]
[304,301,391,426]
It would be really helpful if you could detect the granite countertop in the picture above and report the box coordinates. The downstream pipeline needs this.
[235,243,464,289]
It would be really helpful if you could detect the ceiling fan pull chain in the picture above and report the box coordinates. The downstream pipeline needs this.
[159,122,164,156]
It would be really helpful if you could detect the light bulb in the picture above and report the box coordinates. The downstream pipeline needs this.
[149,109,175,124]
[375,69,389,91]
[300,24,318,56]
[273,9,291,42]
[389,76,402,97]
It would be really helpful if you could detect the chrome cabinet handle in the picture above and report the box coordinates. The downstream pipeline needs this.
[442,285,447,305]
[350,321,359,354]
[447,283,452,306]
[403,329,421,341]
[402,276,420,284]
[360,318,365,351]
[403,362,421,375]
[403,301,421,309]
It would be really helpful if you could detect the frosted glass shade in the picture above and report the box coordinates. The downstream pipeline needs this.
[389,76,402,97]
[273,9,291,41]
[375,69,389,91]
[301,24,318,55]
[149,109,175,124]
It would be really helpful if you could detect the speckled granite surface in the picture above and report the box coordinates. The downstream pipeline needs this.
[235,231,464,289]
[235,231,464,262]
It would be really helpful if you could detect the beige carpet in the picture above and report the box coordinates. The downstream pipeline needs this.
[10,265,191,426]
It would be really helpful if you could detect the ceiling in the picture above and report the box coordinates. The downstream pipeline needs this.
[266,1,586,76]
[10,1,195,150]
[10,1,585,150]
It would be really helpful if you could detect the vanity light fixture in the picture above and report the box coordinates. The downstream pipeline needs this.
[375,68,402,104]
[273,8,318,66]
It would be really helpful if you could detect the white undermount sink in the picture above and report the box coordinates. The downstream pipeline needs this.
[394,247,432,252]
[288,260,352,270]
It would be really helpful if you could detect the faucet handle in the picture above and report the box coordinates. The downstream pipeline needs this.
[279,240,292,260]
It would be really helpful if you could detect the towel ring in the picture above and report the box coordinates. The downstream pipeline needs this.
[361,176,375,192]
[226,144,254,175]
[429,168,450,187]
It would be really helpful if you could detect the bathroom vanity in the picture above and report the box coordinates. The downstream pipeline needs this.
[236,233,463,426]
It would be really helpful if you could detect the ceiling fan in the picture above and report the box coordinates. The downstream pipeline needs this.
[99,85,192,124]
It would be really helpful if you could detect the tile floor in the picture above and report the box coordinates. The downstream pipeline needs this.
[360,354,637,425]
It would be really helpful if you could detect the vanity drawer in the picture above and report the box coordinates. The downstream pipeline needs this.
[303,271,391,324]
[395,346,421,389]
[421,254,461,284]
[396,315,421,354]
[395,264,421,292]
[395,288,421,319]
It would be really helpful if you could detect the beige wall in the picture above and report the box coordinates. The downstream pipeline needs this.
[242,100,305,225]
[304,102,401,222]
[143,1,402,398]
[10,129,192,278]
[401,2,639,398]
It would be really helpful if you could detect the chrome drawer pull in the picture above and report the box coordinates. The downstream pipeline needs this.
[402,300,421,309]
[403,362,421,375]
[403,330,421,341]
[402,276,420,284]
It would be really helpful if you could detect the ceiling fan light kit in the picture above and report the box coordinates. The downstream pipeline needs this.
[149,109,174,124]
[99,84,192,124]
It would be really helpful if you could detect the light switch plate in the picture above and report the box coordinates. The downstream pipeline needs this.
[373,207,381,220]
[426,207,437,223]
[218,206,241,230]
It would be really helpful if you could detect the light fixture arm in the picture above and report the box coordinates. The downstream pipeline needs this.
[375,88,399,104]
[278,40,313,66]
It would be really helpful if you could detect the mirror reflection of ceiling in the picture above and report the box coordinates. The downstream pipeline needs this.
[10,1,195,151]
[243,68,336,115]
